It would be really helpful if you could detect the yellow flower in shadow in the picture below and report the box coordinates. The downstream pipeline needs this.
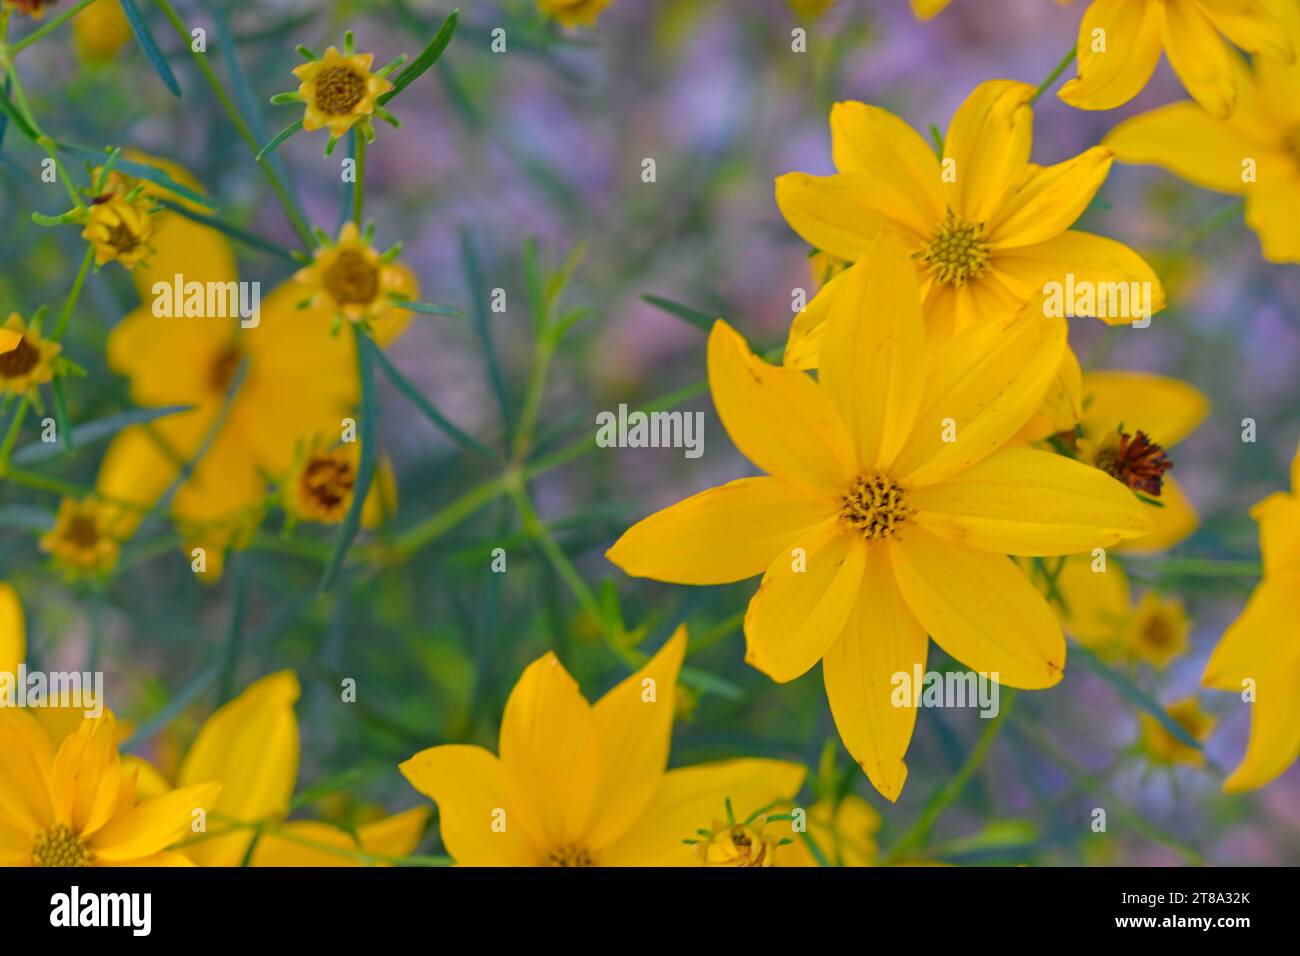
[539,0,612,28]
[38,497,122,580]
[283,436,397,528]
[1137,697,1217,768]
[73,0,132,63]
[400,627,807,865]
[81,193,156,269]
[0,312,60,398]
[1127,592,1191,670]
[295,222,417,327]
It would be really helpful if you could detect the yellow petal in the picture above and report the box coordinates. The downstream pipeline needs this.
[910,0,951,20]
[596,759,806,866]
[1114,475,1199,554]
[823,548,928,801]
[783,268,846,371]
[90,782,221,862]
[1162,0,1239,118]
[1223,673,1300,792]
[1203,578,1300,690]
[820,236,926,471]
[911,446,1154,555]
[988,147,1115,249]
[178,671,300,866]
[605,477,839,585]
[1080,370,1209,448]
[1105,101,1264,194]
[50,715,122,839]
[498,653,601,850]
[0,708,56,836]
[707,320,856,490]
[994,230,1167,325]
[893,309,1066,487]
[0,582,24,677]
[1016,345,1084,443]
[744,524,866,683]
[1045,553,1133,652]
[941,80,1035,224]
[1059,0,1165,111]
[248,809,430,866]
[829,100,945,229]
[891,528,1065,688]
[586,628,687,849]
[399,745,540,866]
[1245,174,1300,264]
[774,172,920,260]
[0,328,20,353]
[1198,0,1294,60]
[1253,490,1300,576]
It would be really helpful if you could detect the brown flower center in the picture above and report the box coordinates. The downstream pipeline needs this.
[64,513,101,549]
[301,455,356,514]
[0,336,40,378]
[108,219,141,254]
[917,210,991,286]
[323,250,380,305]
[315,65,367,115]
[1096,430,1172,496]
[547,845,595,867]
[1142,613,1175,649]
[32,824,93,868]
[841,473,911,542]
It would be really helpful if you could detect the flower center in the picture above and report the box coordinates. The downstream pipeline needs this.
[0,336,39,378]
[1095,430,1171,496]
[32,824,93,868]
[323,250,380,305]
[841,473,911,541]
[917,210,991,286]
[1141,613,1174,649]
[547,845,595,867]
[300,455,355,515]
[108,219,142,255]
[315,65,367,115]
[698,824,777,867]
[64,513,101,549]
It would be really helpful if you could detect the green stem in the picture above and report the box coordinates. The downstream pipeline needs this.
[9,0,97,54]
[53,246,94,341]
[1142,557,1262,580]
[0,396,30,471]
[352,134,366,225]
[1030,45,1076,105]
[510,337,556,464]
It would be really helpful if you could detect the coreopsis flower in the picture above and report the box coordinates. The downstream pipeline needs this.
[0,312,61,398]
[285,36,395,148]
[400,627,807,865]
[150,671,429,866]
[2,0,57,17]
[777,81,1165,363]
[1104,3,1300,262]
[1137,698,1217,768]
[1128,593,1191,670]
[689,816,785,867]
[73,0,132,64]
[1202,440,1300,792]
[295,223,416,328]
[539,0,611,28]
[607,236,1154,800]
[1060,0,1293,119]
[92,158,415,580]
[81,192,156,269]
[0,581,22,678]
[283,437,396,527]
[0,710,220,867]
[38,497,122,580]
[1066,371,1209,552]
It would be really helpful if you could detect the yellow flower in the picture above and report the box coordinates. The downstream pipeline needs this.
[777,81,1165,363]
[778,794,881,867]
[1060,0,1293,119]
[1104,2,1300,262]
[691,818,783,867]
[0,312,61,397]
[1028,553,1133,657]
[92,159,415,579]
[606,236,1154,801]
[539,0,612,28]
[284,437,397,527]
[295,222,417,326]
[0,581,23,678]
[159,671,429,866]
[0,710,220,866]
[81,193,156,269]
[38,497,122,579]
[1127,592,1191,670]
[293,44,393,141]
[400,627,807,865]
[910,0,951,18]
[1137,697,1217,768]
[2,0,58,17]
[1202,439,1300,791]
[1071,371,1209,552]
[73,0,132,63]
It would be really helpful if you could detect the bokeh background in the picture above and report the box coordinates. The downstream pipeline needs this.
[2,0,1298,865]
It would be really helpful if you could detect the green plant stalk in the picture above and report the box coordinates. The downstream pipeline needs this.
[53,246,94,341]
[510,336,556,464]
[153,0,315,248]
[9,0,97,54]
[1030,46,1076,105]
[352,134,366,225]
[0,37,85,209]
[0,397,30,472]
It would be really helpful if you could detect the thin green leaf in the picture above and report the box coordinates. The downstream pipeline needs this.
[155,199,298,261]
[320,331,379,591]
[122,665,216,753]
[368,343,497,461]
[0,83,38,142]
[458,229,511,438]
[256,118,305,161]
[378,9,460,106]
[1071,644,1203,750]
[57,145,213,208]
[118,0,182,97]
[641,294,717,333]
[391,299,462,316]
[12,404,191,465]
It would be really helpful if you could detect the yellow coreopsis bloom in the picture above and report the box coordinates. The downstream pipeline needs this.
[0,312,60,397]
[81,193,156,269]
[0,581,23,678]
[1137,697,1217,768]
[1059,0,1292,119]
[1104,2,1300,262]
[38,497,122,580]
[607,236,1154,800]
[0,710,220,867]
[1201,439,1300,792]
[539,0,612,28]
[293,45,393,140]
[400,627,807,866]
[160,671,429,866]
[777,81,1165,361]
[295,222,417,327]
[283,438,396,527]
[73,0,132,63]
[1127,592,1191,670]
